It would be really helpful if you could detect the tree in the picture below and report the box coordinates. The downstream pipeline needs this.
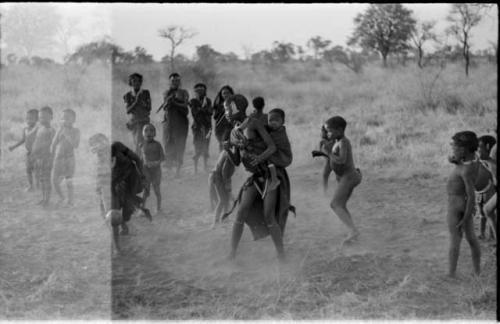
[488,40,497,62]
[158,25,197,72]
[2,4,61,58]
[6,53,17,65]
[446,3,491,76]
[307,36,332,61]
[323,45,365,73]
[348,4,416,67]
[133,46,154,64]
[196,44,222,63]
[271,41,296,63]
[410,20,438,68]
[57,16,84,63]
[68,40,125,65]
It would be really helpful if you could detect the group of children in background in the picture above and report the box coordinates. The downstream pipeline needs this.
[9,106,80,207]
[446,131,497,278]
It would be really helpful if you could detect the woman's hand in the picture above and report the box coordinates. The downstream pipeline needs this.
[250,154,263,167]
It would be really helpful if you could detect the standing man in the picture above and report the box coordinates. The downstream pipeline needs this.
[190,83,213,174]
[158,73,190,178]
[124,73,151,154]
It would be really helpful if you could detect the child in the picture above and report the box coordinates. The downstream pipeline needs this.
[475,135,497,240]
[124,73,151,154]
[209,95,248,227]
[312,125,335,195]
[140,123,165,214]
[88,133,111,218]
[323,116,362,245]
[209,142,240,227]
[31,106,56,206]
[190,83,213,173]
[250,96,267,126]
[447,131,481,277]
[9,109,39,191]
[89,133,120,252]
[50,109,81,206]
[259,108,293,192]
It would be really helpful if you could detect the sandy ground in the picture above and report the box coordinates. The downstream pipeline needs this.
[0,156,496,320]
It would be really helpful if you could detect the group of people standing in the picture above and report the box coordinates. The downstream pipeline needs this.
[124,72,239,177]
[121,71,297,260]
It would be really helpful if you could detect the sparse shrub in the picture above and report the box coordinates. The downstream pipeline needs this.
[442,93,464,115]
[360,136,376,146]
[366,119,384,127]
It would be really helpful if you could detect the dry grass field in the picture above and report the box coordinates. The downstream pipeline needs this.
[0,60,496,320]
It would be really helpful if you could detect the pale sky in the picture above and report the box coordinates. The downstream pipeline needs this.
[3,3,499,61]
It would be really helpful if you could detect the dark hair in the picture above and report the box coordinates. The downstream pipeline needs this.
[452,131,478,153]
[252,97,265,110]
[169,72,180,79]
[40,106,53,116]
[214,85,234,106]
[89,133,109,146]
[194,83,207,90]
[325,116,347,131]
[269,108,285,122]
[62,108,76,120]
[226,94,248,113]
[27,109,39,117]
[128,73,143,86]
[479,135,497,153]
[142,123,156,136]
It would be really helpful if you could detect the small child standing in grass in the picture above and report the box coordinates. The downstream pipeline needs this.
[50,109,81,206]
[140,123,165,214]
[31,106,56,206]
[9,109,40,191]
[446,131,481,278]
[475,135,496,240]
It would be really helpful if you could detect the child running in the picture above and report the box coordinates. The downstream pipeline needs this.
[447,131,481,278]
[9,109,39,191]
[140,123,165,214]
[323,116,362,245]
[50,109,81,206]
[31,106,56,206]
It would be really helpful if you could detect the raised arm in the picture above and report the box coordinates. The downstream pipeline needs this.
[60,128,81,149]
[9,129,26,151]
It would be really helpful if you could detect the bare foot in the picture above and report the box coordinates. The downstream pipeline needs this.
[342,230,360,245]
[120,224,129,235]
[227,251,236,261]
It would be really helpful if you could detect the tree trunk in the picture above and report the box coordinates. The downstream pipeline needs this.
[417,47,423,69]
[465,53,470,77]
[382,53,388,67]
[170,44,175,73]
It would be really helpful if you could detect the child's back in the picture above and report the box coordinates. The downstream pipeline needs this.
[267,125,292,168]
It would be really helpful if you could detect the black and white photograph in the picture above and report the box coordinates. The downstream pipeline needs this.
[0,2,497,321]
